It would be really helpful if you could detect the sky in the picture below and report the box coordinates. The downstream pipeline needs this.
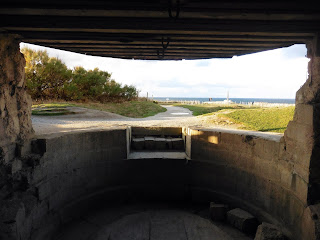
[20,42,309,99]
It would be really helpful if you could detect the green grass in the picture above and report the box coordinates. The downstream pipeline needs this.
[177,104,245,116]
[32,101,166,118]
[76,101,166,118]
[32,103,74,108]
[222,106,295,133]
[32,103,76,116]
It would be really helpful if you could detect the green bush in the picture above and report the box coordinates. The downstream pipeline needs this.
[22,48,72,99]
[21,47,139,102]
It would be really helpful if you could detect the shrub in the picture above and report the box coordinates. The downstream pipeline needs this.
[21,48,139,102]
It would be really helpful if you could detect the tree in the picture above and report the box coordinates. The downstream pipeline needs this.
[67,67,112,100]
[21,47,139,102]
[21,47,71,99]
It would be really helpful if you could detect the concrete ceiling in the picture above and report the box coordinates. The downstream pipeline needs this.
[1,1,319,60]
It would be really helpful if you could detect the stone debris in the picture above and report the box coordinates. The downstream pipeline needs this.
[254,222,288,240]
[227,208,259,235]
[210,202,228,221]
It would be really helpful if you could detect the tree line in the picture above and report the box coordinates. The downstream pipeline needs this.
[21,48,139,102]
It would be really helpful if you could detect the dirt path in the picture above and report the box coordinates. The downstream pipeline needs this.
[32,105,241,135]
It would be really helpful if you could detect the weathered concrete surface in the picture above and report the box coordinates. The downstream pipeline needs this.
[132,127,182,138]
[0,128,195,239]
[1,2,319,61]
[301,203,320,240]
[283,39,320,240]
[0,124,314,240]
[189,128,294,234]
[254,222,287,240]
[95,210,233,240]
[227,208,259,235]
[128,151,188,160]
[1,129,128,240]
[0,15,320,240]
[1,37,319,238]
[0,34,34,240]
[54,204,251,240]
[0,34,33,159]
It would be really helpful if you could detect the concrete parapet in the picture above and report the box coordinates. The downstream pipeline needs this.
[189,127,308,239]
[131,127,182,137]
[0,127,314,240]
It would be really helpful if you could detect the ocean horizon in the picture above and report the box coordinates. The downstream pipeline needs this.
[153,97,295,104]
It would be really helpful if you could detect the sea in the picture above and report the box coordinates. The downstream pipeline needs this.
[153,97,295,104]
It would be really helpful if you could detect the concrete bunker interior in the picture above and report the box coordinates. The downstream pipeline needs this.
[1,1,320,239]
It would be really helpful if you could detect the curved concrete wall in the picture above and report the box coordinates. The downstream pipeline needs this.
[13,129,191,240]
[8,127,309,240]
[189,129,306,239]
[14,129,128,239]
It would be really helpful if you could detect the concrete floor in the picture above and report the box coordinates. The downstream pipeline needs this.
[54,203,252,240]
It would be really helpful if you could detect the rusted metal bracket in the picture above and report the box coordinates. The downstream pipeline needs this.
[168,0,180,20]
[157,37,171,59]
[162,37,170,49]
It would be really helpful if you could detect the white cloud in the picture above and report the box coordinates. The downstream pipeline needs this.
[20,43,308,99]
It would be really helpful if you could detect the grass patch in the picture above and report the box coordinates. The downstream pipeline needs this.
[32,103,74,108]
[32,101,166,118]
[32,108,75,116]
[32,103,76,116]
[177,104,245,116]
[76,101,166,118]
[222,106,295,133]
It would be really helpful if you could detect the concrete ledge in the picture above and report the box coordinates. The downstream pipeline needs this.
[128,151,189,160]
[190,127,283,142]
[131,127,182,137]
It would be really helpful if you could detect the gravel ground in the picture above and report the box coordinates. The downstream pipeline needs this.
[32,105,241,135]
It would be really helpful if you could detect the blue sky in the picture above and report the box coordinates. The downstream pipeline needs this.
[21,43,309,99]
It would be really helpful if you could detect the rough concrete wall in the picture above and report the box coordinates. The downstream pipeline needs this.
[189,129,302,239]
[2,129,190,240]
[0,34,34,240]
[291,40,320,240]
[1,126,314,239]
[0,34,33,160]
[291,43,320,205]
[0,129,128,240]
[187,39,320,240]
[24,130,127,239]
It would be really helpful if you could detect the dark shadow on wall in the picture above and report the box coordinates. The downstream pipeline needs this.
[308,104,320,205]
